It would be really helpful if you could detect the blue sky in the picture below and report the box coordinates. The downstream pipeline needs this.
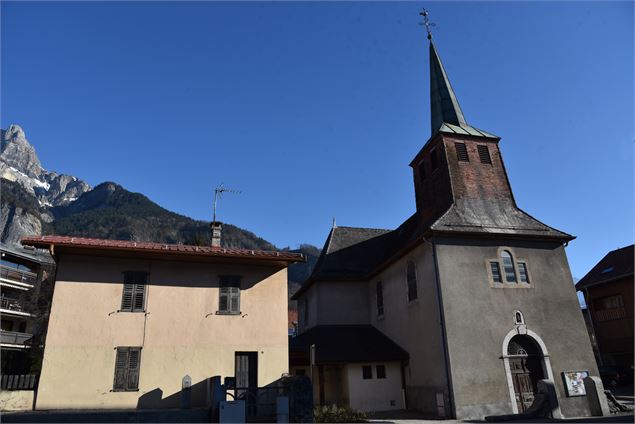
[1,1,632,280]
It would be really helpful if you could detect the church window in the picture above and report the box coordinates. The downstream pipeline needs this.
[514,311,525,325]
[406,261,418,301]
[490,262,502,283]
[518,262,529,283]
[501,251,517,283]
[362,365,372,380]
[430,148,438,172]
[376,365,386,379]
[455,142,469,162]
[376,281,384,317]
[477,145,492,164]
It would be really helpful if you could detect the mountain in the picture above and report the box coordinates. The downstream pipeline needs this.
[1,124,319,283]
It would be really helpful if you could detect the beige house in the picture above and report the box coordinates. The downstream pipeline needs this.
[22,234,303,410]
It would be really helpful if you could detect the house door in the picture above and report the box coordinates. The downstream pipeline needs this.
[507,336,544,413]
[235,352,258,416]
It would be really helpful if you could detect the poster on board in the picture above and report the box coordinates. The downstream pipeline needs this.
[562,370,589,396]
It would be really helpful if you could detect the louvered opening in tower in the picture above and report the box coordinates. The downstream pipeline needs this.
[455,142,469,162]
[478,145,492,164]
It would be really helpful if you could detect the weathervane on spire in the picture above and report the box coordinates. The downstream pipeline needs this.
[419,8,436,40]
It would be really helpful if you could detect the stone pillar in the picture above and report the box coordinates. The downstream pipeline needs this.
[584,376,610,417]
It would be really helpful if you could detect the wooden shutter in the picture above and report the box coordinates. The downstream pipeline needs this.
[132,284,146,312]
[121,284,134,312]
[219,287,229,312]
[219,276,241,314]
[127,348,141,390]
[230,287,240,313]
[113,348,129,390]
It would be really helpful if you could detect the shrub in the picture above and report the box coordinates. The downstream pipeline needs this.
[313,405,367,423]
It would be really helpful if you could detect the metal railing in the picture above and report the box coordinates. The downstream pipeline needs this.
[0,295,25,312]
[0,330,33,346]
[1,374,37,390]
[0,264,37,286]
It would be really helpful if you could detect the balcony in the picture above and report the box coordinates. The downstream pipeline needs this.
[0,295,30,317]
[0,330,33,347]
[0,264,37,289]
[595,307,627,322]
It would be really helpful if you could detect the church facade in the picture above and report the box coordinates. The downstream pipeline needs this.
[291,33,598,419]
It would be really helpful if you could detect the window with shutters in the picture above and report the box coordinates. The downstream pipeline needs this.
[455,142,469,162]
[120,272,147,312]
[113,346,141,391]
[218,275,241,315]
[406,261,418,302]
[477,145,492,164]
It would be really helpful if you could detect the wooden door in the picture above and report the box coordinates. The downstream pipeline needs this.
[235,352,258,417]
[509,356,540,412]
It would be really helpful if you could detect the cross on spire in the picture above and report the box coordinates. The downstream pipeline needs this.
[419,8,436,40]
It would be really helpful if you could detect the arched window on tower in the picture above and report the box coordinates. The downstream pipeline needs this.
[406,261,418,301]
[501,250,517,283]
[514,310,525,325]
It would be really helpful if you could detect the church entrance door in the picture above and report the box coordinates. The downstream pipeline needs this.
[507,335,544,413]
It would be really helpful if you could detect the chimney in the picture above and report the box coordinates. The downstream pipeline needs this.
[211,222,222,248]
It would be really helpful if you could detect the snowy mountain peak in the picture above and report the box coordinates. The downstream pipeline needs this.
[0,124,91,208]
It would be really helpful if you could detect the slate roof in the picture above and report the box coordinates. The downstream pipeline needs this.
[431,199,574,239]
[21,235,305,264]
[575,245,634,290]
[289,325,409,365]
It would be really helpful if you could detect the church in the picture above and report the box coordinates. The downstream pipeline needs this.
[290,15,598,420]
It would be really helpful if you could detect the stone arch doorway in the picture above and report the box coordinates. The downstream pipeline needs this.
[502,329,555,414]
[507,335,544,412]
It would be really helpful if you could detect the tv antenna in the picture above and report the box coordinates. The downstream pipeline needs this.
[212,184,241,225]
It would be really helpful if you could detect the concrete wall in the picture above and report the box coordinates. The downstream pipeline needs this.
[346,362,404,412]
[435,238,599,420]
[0,390,34,411]
[36,254,289,410]
[371,242,449,415]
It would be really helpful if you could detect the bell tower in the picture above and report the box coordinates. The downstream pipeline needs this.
[410,24,517,227]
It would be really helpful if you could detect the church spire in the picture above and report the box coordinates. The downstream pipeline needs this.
[420,9,467,134]
[429,40,467,134]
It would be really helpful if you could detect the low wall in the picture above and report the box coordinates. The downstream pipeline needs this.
[0,390,34,411]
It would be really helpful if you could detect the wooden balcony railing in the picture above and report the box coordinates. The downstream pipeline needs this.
[0,330,33,346]
[595,307,627,322]
[0,264,37,286]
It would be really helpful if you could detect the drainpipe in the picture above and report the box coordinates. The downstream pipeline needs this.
[430,238,455,419]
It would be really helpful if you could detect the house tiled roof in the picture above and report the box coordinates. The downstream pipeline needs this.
[575,245,634,290]
[21,235,305,264]
[289,325,409,365]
